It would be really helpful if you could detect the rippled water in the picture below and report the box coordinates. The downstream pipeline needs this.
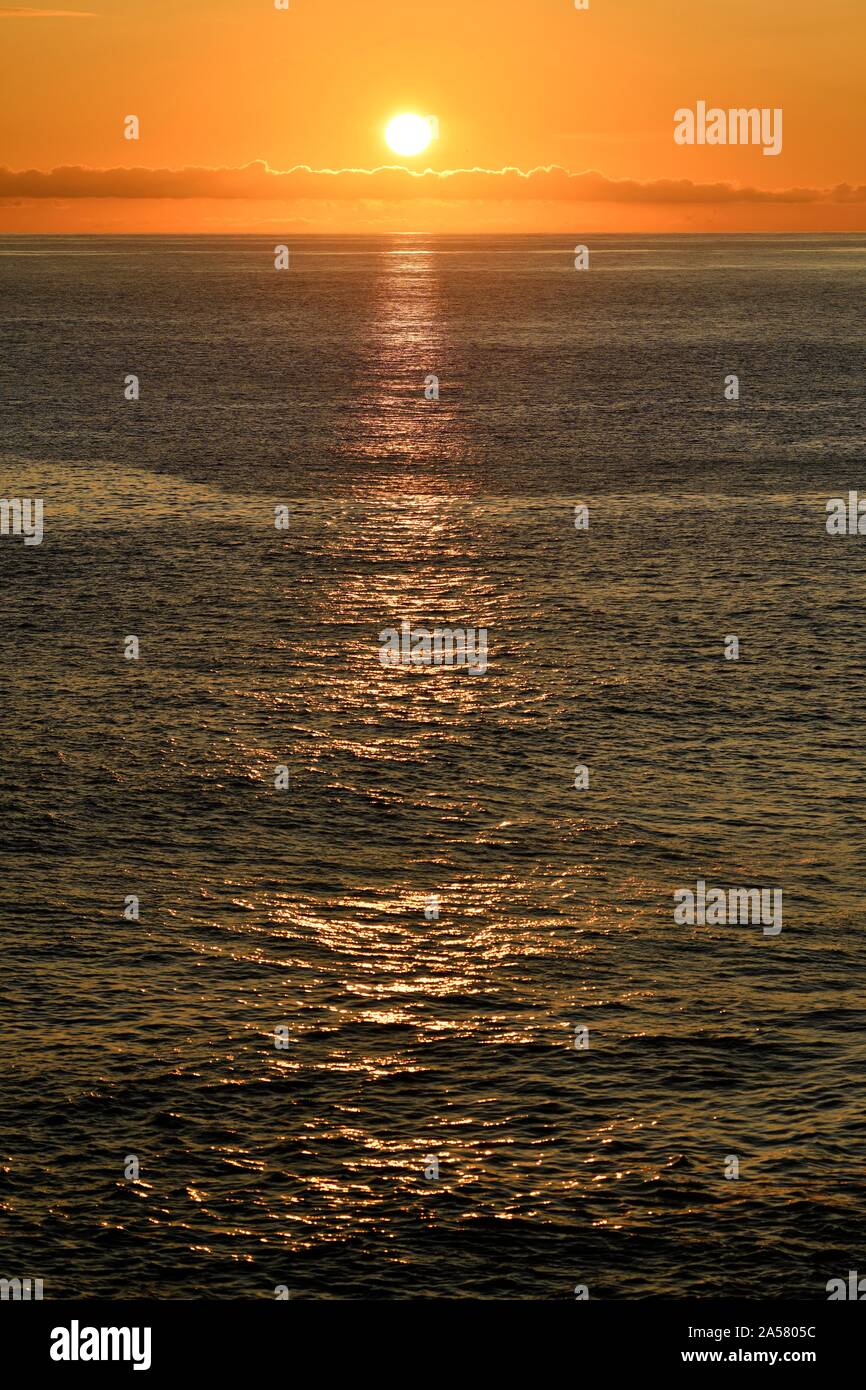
[1,235,865,1298]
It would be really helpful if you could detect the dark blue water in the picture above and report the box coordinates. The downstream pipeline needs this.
[1,235,864,1298]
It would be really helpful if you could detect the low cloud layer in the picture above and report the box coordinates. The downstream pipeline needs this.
[1,161,864,205]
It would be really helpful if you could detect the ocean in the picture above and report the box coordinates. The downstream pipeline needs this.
[1,233,864,1298]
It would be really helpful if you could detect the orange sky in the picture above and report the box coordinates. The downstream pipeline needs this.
[0,0,863,233]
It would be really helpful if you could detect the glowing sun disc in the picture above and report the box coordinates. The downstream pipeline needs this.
[385,113,433,158]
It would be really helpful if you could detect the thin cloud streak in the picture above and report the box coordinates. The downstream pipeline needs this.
[0,8,97,16]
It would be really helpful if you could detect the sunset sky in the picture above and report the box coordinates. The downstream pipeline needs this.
[0,0,864,233]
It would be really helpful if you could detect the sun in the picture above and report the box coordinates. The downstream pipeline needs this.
[385,113,434,158]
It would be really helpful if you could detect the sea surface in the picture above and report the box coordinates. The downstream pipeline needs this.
[0,234,864,1298]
